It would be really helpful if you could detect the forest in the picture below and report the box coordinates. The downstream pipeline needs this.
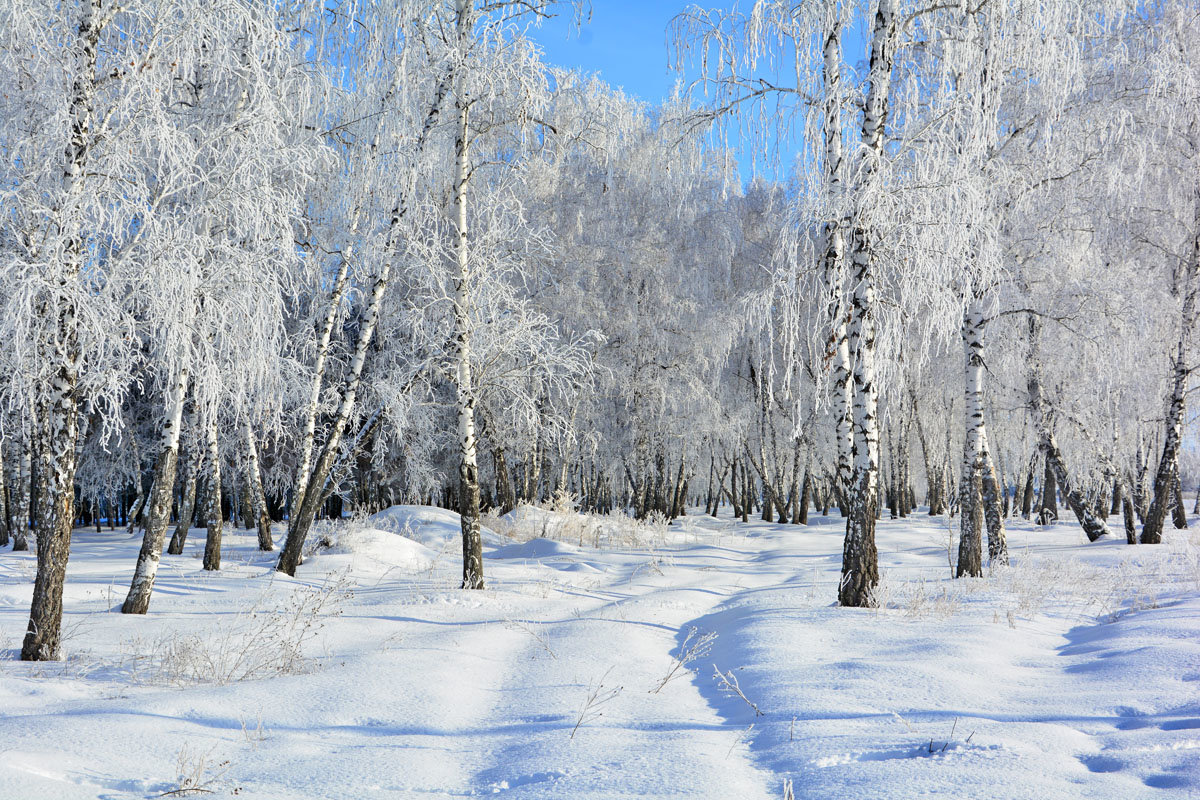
[0,0,1198,796]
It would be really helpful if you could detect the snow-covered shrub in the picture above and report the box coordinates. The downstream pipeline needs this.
[485,504,675,550]
[137,576,351,686]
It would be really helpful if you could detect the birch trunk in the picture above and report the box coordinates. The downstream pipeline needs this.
[1122,493,1137,545]
[1039,455,1057,524]
[13,433,30,551]
[1142,235,1198,543]
[1171,473,1188,529]
[290,256,350,523]
[126,436,146,535]
[202,415,222,571]
[822,7,852,502]
[1021,456,1036,518]
[0,440,8,548]
[959,303,1006,567]
[494,448,515,514]
[168,449,199,555]
[798,463,812,524]
[122,367,188,614]
[275,79,450,576]
[244,423,273,551]
[1027,322,1109,541]
[21,0,103,660]
[23,350,79,660]
[451,0,483,589]
[838,0,895,608]
[956,465,984,578]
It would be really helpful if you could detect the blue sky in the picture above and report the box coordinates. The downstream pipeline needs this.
[525,1,830,183]
[528,2,685,107]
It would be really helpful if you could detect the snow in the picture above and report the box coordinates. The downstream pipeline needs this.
[0,507,1197,798]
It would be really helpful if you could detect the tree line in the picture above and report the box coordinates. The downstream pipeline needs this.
[0,0,1195,660]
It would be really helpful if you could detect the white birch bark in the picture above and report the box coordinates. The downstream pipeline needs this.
[0,439,8,547]
[276,71,451,576]
[821,6,852,497]
[957,301,1006,575]
[290,253,351,523]
[122,366,189,614]
[12,425,30,551]
[1142,211,1200,543]
[452,0,484,590]
[839,0,896,608]
[21,0,106,660]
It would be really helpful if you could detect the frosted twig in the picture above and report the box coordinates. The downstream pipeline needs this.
[713,664,764,717]
[649,627,717,693]
[571,667,623,740]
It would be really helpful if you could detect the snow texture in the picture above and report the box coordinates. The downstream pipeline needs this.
[0,506,1197,798]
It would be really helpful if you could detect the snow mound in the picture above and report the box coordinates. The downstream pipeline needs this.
[320,526,435,572]
[368,504,508,550]
[501,504,559,529]
[489,537,579,560]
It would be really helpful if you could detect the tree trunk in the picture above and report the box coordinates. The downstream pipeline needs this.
[1027,325,1108,541]
[276,63,449,577]
[244,423,274,551]
[202,415,223,571]
[1171,471,1188,529]
[168,448,199,555]
[126,437,147,535]
[1122,495,1137,545]
[494,447,515,515]
[1021,457,1036,519]
[956,465,984,578]
[0,440,9,548]
[1142,346,1191,544]
[1144,222,1199,541]
[12,432,31,551]
[981,448,1006,562]
[452,0,483,589]
[20,0,101,660]
[822,4,852,512]
[1038,455,1057,524]
[837,0,895,607]
[122,368,188,614]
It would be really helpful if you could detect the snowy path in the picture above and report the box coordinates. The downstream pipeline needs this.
[0,507,1196,798]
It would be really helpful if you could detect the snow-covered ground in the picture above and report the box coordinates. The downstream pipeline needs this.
[0,506,1197,799]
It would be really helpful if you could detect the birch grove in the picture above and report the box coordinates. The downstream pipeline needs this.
[0,0,1197,659]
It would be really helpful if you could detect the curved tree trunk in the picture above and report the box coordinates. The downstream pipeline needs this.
[277,70,449,576]
[1027,319,1109,541]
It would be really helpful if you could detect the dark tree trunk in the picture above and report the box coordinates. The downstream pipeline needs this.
[798,465,811,525]
[494,447,515,515]
[1038,457,1057,525]
[1021,461,1035,519]
[1122,495,1137,545]
[168,454,199,555]
[202,419,222,571]
[1171,473,1188,529]
[956,466,984,578]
